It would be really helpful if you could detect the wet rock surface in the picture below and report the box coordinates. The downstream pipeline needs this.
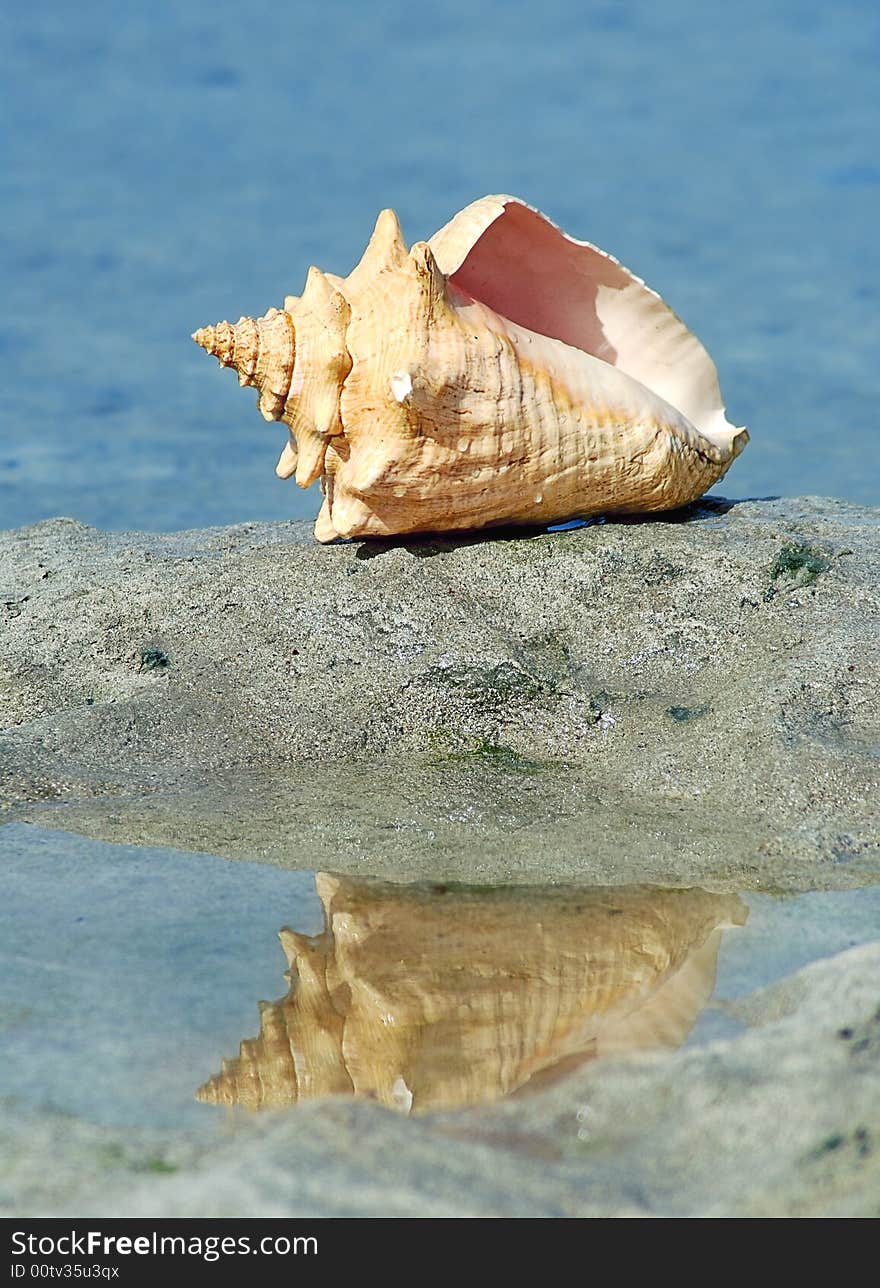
[1,495,878,890]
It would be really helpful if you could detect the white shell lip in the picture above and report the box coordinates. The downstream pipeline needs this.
[389,371,413,403]
[429,194,747,458]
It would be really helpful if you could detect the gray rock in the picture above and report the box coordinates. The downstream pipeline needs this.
[1,496,878,891]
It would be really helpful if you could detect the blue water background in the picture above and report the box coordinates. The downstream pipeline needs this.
[1,0,878,532]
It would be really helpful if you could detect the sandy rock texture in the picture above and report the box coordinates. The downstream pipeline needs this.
[1,496,878,891]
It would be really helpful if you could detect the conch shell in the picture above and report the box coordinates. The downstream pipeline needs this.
[196,876,747,1114]
[193,196,748,542]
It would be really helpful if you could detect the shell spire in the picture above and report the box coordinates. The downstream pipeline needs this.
[193,276,351,490]
[192,308,296,419]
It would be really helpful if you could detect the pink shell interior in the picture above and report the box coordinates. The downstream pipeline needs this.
[447,201,629,367]
[437,198,742,452]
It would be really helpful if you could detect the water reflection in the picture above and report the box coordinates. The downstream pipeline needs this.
[197,876,747,1114]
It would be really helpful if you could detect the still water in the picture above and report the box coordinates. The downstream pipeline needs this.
[2,0,878,534]
[3,824,879,1129]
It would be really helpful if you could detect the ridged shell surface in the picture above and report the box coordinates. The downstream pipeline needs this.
[193,197,748,542]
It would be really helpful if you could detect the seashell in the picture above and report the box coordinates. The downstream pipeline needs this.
[193,196,748,543]
[196,876,747,1114]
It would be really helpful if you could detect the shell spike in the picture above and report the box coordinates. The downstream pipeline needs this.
[302,265,344,313]
[276,437,298,479]
[346,206,408,288]
[295,431,327,488]
[408,241,449,311]
[314,494,339,544]
[371,206,408,261]
[279,926,316,967]
[315,873,341,904]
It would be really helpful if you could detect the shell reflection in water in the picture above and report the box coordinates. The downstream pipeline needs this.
[197,877,747,1114]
